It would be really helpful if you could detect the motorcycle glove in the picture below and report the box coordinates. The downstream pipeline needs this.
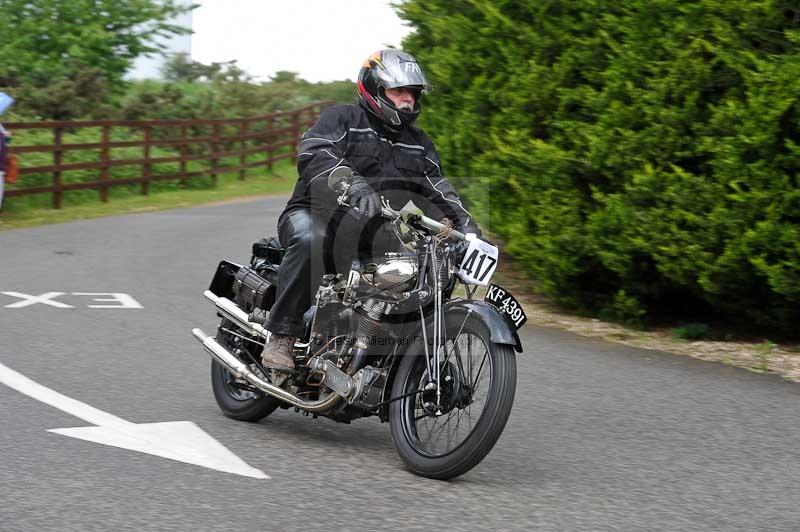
[347,176,381,220]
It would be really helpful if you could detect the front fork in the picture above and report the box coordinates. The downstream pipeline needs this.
[420,241,461,415]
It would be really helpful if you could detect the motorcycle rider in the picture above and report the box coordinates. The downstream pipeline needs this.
[261,49,481,372]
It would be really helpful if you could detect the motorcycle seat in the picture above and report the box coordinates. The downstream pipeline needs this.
[251,236,285,265]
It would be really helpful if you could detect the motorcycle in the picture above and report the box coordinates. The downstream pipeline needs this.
[192,168,527,479]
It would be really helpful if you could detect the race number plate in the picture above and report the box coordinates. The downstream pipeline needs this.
[484,284,528,330]
[457,235,499,286]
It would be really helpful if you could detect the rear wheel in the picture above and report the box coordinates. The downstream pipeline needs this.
[389,314,516,479]
[210,319,281,421]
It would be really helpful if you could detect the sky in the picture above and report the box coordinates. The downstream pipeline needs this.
[189,0,414,82]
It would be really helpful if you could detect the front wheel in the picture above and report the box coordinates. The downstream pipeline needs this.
[389,314,517,479]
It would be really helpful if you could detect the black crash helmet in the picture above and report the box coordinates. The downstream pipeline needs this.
[357,49,431,130]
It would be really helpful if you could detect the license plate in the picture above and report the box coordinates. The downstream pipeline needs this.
[484,284,527,330]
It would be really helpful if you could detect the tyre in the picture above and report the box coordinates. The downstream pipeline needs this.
[210,319,281,421]
[389,313,517,479]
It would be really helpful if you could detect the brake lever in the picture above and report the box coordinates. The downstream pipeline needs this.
[338,193,402,222]
[380,197,402,221]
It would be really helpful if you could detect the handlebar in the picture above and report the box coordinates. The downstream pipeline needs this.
[331,169,467,241]
[381,204,466,241]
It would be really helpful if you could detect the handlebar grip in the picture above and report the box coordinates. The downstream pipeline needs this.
[380,204,467,240]
[415,214,466,240]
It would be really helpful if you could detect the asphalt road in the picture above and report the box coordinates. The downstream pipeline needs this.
[1,197,799,532]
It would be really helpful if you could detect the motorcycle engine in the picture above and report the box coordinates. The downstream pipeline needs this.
[362,253,418,293]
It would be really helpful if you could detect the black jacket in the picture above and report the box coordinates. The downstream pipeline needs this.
[284,103,477,232]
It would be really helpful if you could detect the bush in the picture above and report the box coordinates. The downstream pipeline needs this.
[399,0,800,333]
[670,323,712,341]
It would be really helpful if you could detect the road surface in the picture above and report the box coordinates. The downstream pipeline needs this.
[1,197,798,531]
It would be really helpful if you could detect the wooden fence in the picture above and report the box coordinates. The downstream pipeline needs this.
[4,101,334,208]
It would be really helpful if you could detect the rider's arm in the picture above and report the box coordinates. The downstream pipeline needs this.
[418,140,481,236]
[296,106,360,211]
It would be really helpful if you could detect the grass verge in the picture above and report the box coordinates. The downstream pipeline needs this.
[0,160,296,231]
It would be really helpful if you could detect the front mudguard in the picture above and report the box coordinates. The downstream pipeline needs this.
[399,299,523,355]
[444,299,523,353]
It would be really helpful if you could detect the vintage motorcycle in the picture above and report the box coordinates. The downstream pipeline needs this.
[192,168,527,479]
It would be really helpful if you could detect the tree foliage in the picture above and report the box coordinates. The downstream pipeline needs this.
[161,53,251,83]
[116,73,355,121]
[0,0,194,118]
[0,0,194,85]
[0,0,354,121]
[399,0,800,332]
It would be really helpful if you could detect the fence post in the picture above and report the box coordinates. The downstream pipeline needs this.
[100,125,110,202]
[179,124,188,186]
[142,125,152,195]
[210,122,220,187]
[266,116,273,171]
[290,109,301,165]
[239,120,247,181]
[52,126,63,209]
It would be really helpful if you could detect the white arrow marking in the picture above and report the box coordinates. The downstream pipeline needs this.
[0,362,268,479]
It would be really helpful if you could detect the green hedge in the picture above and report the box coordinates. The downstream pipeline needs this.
[399,0,800,331]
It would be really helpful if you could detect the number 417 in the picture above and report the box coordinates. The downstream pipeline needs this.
[462,250,497,282]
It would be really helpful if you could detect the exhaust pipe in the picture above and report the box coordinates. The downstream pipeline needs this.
[192,328,342,413]
[203,290,270,340]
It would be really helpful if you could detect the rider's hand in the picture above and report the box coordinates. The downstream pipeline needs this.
[347,176,381,220]
[436,217,454,239]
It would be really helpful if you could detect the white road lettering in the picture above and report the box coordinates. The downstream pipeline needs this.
[0,362,268,479]
[1,292,73,309]
[1,292,143,309]
[72,293,143,309]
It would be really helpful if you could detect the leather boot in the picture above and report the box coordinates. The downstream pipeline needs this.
[261,334,296,372]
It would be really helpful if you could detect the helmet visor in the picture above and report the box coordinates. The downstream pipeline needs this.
[374,53,431,93]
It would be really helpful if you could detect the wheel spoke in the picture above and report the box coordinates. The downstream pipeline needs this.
[453,343,468,386]
[452,406,465,440]
[467,334,474,386]
[421,415,441,447]
[430,410,457,448]
[471,350,489,391]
